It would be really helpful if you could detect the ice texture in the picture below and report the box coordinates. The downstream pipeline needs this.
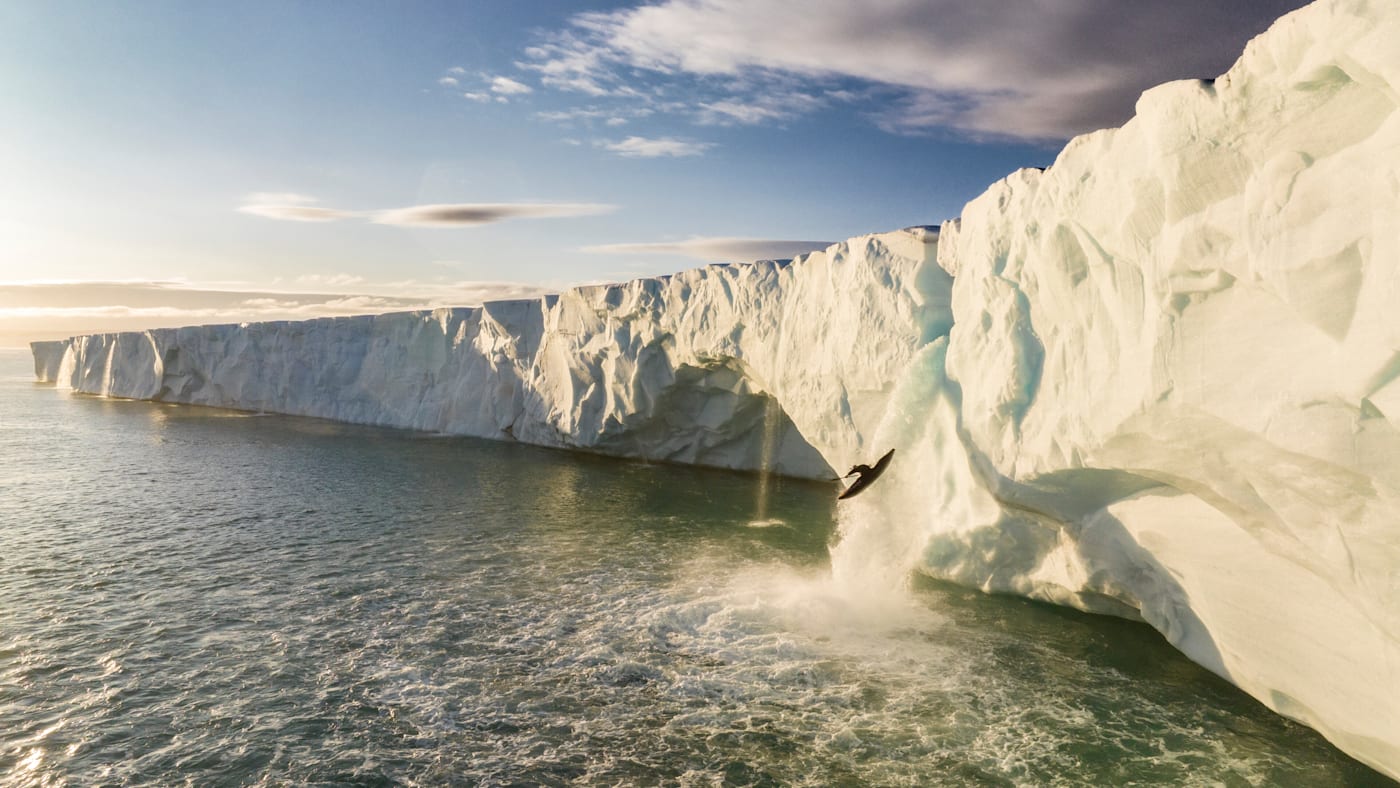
[29,0,1400,776]
[919,0,1398,774]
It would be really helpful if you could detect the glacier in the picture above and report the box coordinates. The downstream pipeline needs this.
[29,0,1400,778]
[31,229,943,481]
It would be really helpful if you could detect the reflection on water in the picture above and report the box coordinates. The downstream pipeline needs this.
[0,350,1389,785]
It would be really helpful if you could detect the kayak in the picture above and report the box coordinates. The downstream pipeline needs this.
[837,448,895,500]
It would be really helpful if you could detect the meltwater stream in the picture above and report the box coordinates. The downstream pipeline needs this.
[0,350,1388,786]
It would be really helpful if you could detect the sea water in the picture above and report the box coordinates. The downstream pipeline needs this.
[0,349,1388,786]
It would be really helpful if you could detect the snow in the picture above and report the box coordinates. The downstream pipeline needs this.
[29,0,1400,777]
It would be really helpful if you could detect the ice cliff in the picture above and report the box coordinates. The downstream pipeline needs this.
[31,231,944,481]
[30,0,1400,777]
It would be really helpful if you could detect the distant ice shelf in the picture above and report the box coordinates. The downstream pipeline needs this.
[32,0,1400,778]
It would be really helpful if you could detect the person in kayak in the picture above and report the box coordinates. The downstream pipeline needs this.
[836,448,895,500]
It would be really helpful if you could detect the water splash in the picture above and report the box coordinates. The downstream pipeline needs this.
[827,343,953,596]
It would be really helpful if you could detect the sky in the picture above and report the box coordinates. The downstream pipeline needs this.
[0,0,1308,346]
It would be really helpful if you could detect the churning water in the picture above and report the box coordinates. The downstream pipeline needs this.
[0,349,1388,786]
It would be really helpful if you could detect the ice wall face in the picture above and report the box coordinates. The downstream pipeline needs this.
[35,229,946,481]
[843,0,1398,776]
[31,341,68,383]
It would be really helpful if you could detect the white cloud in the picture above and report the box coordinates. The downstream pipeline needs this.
[535,105,652,128]
[697,100,790,126]
[537,107,611,123]
[490,75,534,95]
[524,0,1308,140]
[598,136,713,158]
[521,40,616,97]
[452,73,535,103]
[697,93,823,126]
[582,236,833,262]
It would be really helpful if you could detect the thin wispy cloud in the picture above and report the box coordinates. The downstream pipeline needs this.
[0,280,549,308]
[236,194,358,223]
[0,280,559,345]
[522,39,617,97]
[598,136,713,158]
[697,94,823,126]
[538,107,613,123]
[237,195,616,227]
[522,0,1307,141]
[582,237,833,263]
[490,76,533,95]
[293,273,366,287]
[443,71,534,103]
[535,105,654,132]
[1,298,412,321]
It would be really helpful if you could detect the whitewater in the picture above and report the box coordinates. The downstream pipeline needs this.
[28,0,1400,777]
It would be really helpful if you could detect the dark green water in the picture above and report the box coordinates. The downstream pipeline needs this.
[0,350,1389,786]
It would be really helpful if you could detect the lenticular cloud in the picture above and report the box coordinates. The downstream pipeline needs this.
[238,196,614,227]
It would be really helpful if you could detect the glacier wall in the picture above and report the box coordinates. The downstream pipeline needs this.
[32,229,948,481]
[31,340,68,383]
[30,0,1400,777]
[832,0,1398,776]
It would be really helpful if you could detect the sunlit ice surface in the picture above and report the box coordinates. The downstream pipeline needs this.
[0,349,1385,785]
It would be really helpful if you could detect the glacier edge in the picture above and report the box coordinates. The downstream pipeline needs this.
[32,228,946,482]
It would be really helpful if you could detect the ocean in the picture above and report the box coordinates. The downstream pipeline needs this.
[0,348,1387,786]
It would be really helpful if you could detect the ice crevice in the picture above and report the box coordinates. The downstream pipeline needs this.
[27,0,1400,778]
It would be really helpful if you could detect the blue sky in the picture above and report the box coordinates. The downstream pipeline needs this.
[0,0,1305,345]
